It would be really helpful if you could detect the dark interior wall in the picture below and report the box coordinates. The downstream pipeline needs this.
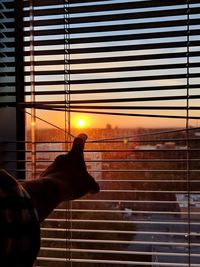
[0,0,25,178]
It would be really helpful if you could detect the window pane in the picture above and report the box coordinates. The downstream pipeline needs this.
[22,0,200,266]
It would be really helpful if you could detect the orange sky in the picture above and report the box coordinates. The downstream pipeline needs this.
[26,109,197,130]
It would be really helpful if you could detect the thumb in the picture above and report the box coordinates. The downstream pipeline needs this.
[70,134,87,155]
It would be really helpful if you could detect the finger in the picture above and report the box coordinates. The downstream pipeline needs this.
[71,133,88,155]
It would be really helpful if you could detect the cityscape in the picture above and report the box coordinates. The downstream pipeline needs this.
[26,126,200,266]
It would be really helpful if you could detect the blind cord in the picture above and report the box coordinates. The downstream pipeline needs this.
[30,0,36,180]
[186,0,191,265]
[64,1,73,266]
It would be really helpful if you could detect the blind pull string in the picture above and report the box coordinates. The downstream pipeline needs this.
[23,109,76,139]
[186,0,191,265]
[29,0,36,180]
[64,1,73,266]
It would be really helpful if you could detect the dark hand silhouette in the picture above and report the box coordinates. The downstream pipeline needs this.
[40,134,100,200]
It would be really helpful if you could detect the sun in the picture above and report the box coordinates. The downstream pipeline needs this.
[76,118,86,128]
[72,115,90,129]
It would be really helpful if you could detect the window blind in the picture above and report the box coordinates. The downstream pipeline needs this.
[0,0,25,178]
[22,0,200,266]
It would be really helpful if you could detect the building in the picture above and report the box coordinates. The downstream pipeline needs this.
[176,193,200,220]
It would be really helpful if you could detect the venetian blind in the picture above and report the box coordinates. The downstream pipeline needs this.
[22,0,200,266]
[0,0,25,178]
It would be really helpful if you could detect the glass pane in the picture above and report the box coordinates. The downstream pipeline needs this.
[23,1,200,266]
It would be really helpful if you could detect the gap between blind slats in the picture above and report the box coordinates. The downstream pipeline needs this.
[21,41,199,55]
[22,6,200,23]
[40,237,200,247]
[50,106,200,111]
[53,109,200,120]
[23,0,189,10]
[24,62,200,75]
[22,104,200,111]
[23,18,200,36]
[36,257,200,267]
[41,227,200,236]
[39,247,200,258]
[66,189,200,193]
[74,199,198,205]
[2,160,200,164]
[28,169,200,174]
[24,29,200,46]
[23,47,200,63]
[43,222,200,230]
[23,6,192,20]
[23,73,200,86]
[81,111,198,119]
[20,84,200,94]
[23,94,200,104]
[0,137,198,143]
[4,148,200,152]
[40,247,198,256]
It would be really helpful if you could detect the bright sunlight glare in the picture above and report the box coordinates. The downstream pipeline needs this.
[76,118,86,128]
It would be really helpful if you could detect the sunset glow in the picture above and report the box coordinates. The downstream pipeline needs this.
[76,118,86,128]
